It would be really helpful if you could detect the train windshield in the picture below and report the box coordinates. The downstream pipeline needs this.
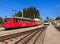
[4,18,12,22]
[44,21,48,22]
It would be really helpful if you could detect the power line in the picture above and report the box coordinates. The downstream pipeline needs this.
[0,0,12,9]
[21,0,32,7]
[0,0,19,17]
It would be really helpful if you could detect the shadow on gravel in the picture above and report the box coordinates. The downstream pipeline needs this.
[55,26,60,31]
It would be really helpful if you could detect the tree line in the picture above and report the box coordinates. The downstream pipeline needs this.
[14,7,40,19]
[0,17,2,24]
[55,16,60,20]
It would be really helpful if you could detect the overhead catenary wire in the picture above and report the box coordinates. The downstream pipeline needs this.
[20,0,32,7]
[0,0,13,10]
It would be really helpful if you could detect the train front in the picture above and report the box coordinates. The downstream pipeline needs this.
[3,17,13,29]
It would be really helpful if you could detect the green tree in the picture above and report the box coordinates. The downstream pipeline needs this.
[46,17,49,20]
[56,16,60,20]
[15,11,22,17]
[15,7,40,19]
[0,17,2,23]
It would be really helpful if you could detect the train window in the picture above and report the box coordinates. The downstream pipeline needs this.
[14,18,21,22]
[7,18,12,22]
[28,20,32,22]
[4,19,7,22]
[14,19,18,22]
[4,18,12,22]
[22,19,28,22]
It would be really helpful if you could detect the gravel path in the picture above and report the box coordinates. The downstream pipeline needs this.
[44,23,60,44]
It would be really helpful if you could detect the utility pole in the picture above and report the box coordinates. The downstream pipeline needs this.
[22,10,23,18]
[34,14,35,19]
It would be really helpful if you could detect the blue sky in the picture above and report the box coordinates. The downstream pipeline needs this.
[0,0,60,18]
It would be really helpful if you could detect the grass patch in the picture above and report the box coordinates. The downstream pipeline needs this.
[40,19,44,25]
[55,26,60,31]
[57,20,60,23]
[0,23,3,28]
[51,20,60,24]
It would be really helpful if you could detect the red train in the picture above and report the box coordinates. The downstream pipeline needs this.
[3,17,40,29]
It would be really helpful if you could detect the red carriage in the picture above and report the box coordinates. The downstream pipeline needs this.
[3,17,39,29]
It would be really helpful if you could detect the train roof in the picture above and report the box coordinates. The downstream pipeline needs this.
[4,17,33,20]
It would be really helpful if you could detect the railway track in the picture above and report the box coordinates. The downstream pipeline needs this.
[0,26,47,44]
